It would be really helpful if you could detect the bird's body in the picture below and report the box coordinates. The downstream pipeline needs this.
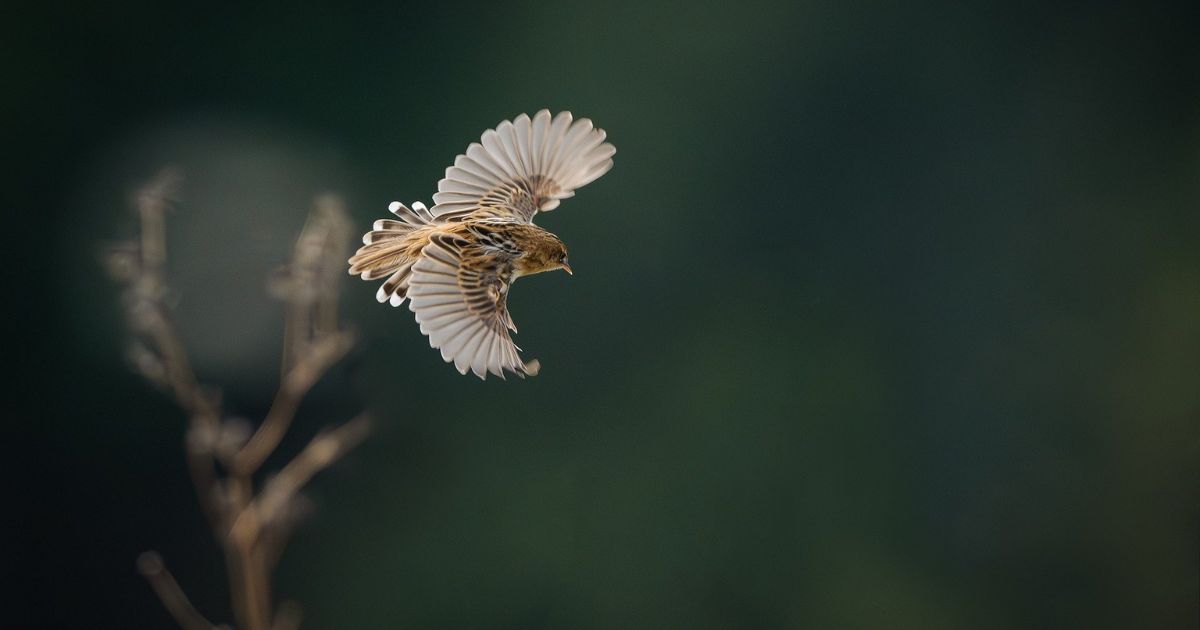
[348,110,614,379]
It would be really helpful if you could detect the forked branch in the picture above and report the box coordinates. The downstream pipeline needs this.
[108,169,365,630]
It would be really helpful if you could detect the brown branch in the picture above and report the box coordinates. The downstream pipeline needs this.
[228,331,356,476]
[233,414,371,542]
[226,531,271,630]
[274,193,352,376]
[124,170,226,535]
[134,166,180,273]
[130,168,212,420]
[114,174,364,630]
[137,552,221,630]
[260,493,312,572]
[309,195,351,340]
[236,192,357,477]
[147,312,213,420]
[225,414,369,630]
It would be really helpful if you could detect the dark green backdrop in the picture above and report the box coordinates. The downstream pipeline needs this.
[13,0,1198,628]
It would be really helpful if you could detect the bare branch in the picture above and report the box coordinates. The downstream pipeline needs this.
[224,537,272,630]
[115,180,364,630]
[232,195,356,476]
[185,432,226,535]
[309,195,353,340]
[234,414,371,541]
[137,552,221,630]
[228,331,356,476]
[107,170,225,537]
[260,492,314,572]
[130,169,206,410]
[147,312,213,421]
[272,194,353,374]
[135,166,182,274]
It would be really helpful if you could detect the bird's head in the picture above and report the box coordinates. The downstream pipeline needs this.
[516,235,572,277]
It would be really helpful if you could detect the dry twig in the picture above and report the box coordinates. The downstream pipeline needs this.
[136,552,225,630]
[108,169,365,630]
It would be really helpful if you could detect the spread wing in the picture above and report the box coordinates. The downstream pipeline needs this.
[430,110,616,223]
[407,233,540,379]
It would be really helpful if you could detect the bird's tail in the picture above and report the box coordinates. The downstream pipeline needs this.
[348,201,436,307]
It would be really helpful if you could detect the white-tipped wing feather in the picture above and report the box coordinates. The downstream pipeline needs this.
[406,234,539,379]
[430,110,616,222]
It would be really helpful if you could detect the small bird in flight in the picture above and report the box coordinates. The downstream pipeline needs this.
[349,110,615,379]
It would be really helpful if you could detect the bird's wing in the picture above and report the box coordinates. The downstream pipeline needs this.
[430,110,616,223]
[407,233,539,379]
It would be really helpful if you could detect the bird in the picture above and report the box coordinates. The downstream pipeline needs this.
[348,110,615,379]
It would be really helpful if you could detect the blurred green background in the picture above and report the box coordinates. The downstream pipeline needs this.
[12,0,1199,628]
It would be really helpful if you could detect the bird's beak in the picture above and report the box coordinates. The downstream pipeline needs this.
[561,260,573,275]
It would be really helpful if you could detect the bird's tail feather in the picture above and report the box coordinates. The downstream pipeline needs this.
[348,201,435,306]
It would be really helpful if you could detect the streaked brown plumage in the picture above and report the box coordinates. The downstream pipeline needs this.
[348,110,614,379]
